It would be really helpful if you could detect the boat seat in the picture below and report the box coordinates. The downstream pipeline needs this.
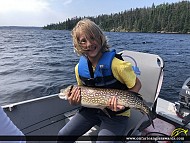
[120,50,164,136]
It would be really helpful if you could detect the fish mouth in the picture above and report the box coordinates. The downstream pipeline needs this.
[59,85,74,100]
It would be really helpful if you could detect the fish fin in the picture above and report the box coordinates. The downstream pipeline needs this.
[129,91,143,100]
[102,108,111,118]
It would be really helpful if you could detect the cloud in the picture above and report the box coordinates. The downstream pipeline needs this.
[63,0,73,6]
[0,0,63,26]
[0,0,50,13]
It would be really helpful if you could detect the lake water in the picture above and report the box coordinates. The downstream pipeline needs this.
[0,27,189,106]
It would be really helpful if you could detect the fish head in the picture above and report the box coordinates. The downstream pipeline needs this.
[58,85,74,100]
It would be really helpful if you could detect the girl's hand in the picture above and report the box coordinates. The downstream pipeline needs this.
[68,87,81,105]
[107,96,125,111]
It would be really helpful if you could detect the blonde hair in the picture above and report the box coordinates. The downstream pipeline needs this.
[71,18,109,55]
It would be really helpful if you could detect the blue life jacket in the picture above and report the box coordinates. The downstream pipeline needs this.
[78,50,130,116]
[78,50,128,89]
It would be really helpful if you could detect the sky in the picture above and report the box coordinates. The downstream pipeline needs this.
[0,0,184,27]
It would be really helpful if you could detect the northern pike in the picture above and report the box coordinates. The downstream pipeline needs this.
[59,85,155,128]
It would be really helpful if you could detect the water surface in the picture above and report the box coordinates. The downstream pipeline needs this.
[0,27,189,105]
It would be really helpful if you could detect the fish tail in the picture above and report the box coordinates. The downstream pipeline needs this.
[147,108,156,128]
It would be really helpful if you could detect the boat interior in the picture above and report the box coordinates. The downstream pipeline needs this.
[3,50,190,143]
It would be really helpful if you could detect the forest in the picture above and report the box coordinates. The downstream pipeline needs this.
[43,1,190,34]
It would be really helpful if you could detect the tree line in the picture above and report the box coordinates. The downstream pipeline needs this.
[43,1,190,34]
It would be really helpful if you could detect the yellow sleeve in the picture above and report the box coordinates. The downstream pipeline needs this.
[111,57,136,89]
[75,64,83,86]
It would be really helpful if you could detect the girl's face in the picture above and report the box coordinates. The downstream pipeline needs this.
[78,33,102,61]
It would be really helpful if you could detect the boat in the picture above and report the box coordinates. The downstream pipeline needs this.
[1,50,190,143]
